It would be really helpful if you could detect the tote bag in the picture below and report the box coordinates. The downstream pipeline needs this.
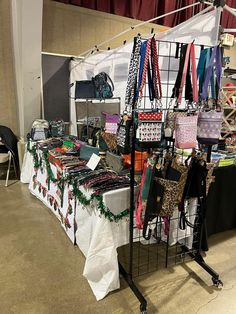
[175,115,198,149]
[197,111,223,145]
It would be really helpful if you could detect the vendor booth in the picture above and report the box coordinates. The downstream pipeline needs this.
[21,2,236,312]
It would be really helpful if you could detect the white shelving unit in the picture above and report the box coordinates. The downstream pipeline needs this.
[74,97,120,140]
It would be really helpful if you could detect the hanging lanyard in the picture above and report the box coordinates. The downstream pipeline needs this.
[138,41,147,92]
[139,37,162,101]
[205,48,216,100]
[151,38,162,100]
[139,38,152,98]
[177,42,198,104]
[197,48,208,98]
[201,46,222,100]
[215,46,222,100]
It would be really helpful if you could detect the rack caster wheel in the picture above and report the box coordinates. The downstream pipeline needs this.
[140,304,147,314]
[212,277,223,287]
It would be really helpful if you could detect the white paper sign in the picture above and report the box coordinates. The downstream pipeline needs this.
[87,153,101,170]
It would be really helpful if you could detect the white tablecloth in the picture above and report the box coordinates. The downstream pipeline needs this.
[22,150,196,300]
[26,155,131,300]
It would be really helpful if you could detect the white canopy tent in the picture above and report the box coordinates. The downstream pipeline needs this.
[69,4,232,135]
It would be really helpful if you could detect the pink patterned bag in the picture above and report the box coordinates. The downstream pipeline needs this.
[102,112,120,134]
[175,115,198,149]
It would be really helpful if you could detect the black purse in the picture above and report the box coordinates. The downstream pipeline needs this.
[75,80,96,99]
[142,167,164,240]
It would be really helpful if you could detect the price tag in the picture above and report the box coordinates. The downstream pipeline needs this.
[87,153,101,170]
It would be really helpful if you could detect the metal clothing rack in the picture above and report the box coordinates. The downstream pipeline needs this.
[75,97,121,140]
[118,38,223,314]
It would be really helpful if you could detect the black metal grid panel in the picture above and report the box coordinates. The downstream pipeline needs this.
[136,39,208,113]
[119,39,208,278]
[118,199,201,277]
[119,38,222,313]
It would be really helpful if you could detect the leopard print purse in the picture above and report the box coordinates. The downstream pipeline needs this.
[170,158,188,204]
[156,177,179,217]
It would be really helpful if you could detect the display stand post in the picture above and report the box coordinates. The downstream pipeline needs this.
[119,84,147,313]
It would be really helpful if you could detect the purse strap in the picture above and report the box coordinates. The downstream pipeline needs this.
[201,46,222,100]
[139,38,162,101]
[138,41,148,93]
[105,72,114,91]
[197,48,207,94]
[215,46,222,100]
[135,160,147,229]
[151,38,162,100]
[178,43,198,104]
[204,48,216,100]
[139,38,152,98]
[177,44,191,104]
[191,43,198,104]
[125,36,142,110]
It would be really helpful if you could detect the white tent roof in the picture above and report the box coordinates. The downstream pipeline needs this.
[156,7,221,46]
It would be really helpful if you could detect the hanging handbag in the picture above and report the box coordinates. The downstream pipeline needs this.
[136,109,163,147]
[183,156,208,199]
[197,111,223,145]
[117,115,132,154]
[142,165,164,239]
[165,110,188,138]
[166,157,189,204]
[49,119,65,137]
[136,37,163,148]
[175,115,198,149]
[157,177,179,217]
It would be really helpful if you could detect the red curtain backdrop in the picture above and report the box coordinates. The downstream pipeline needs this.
[55,0,236,29]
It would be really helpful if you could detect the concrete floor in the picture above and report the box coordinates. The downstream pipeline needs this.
[0,181,236,314]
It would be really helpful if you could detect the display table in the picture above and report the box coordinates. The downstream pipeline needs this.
[22,148,199,300]
[28,158,132,300]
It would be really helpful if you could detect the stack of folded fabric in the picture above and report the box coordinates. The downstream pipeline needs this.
[74,169,131,196]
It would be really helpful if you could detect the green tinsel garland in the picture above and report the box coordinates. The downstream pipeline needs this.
[72,183,91,206]
[42,151,58,185]
[94,195,129,222]
[27,141,129,222]
[58,179,66,207]
[72,182,129,222]
[27,142,42,169]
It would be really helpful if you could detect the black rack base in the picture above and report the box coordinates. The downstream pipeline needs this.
[119,262,147,313]
[119,247,223,313]
[181,245,223,287]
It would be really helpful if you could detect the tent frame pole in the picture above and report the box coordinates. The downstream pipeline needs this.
[223,29,236,33]
[78,1,211,59]
[225,4,236,18]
